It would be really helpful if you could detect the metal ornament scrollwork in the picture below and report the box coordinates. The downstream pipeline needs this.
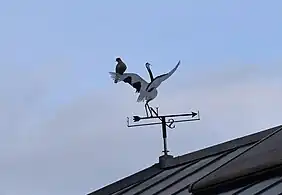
[167,118,175,129]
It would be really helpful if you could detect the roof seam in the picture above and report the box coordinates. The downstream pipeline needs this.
[133,160,200,195]
[87,164,162,195]
[151,151,231,195]
[254,177,282,195]
[167,151,237,195]
[114,169,166,195]
[112,182,142,195]
[171,186,189,195]
[232,180,260,195]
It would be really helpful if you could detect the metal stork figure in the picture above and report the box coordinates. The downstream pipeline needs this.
[109,59,180,117]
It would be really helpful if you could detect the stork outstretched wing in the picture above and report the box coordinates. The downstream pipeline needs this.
[146,60,180,91]
[109,72,149,93]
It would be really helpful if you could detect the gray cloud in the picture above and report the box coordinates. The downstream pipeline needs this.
[0,65,281,195]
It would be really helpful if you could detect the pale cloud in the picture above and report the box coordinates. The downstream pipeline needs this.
[0,64,281,195]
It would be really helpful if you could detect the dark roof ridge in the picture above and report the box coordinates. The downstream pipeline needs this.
[188,125,282,194]
[166,124,282,168]
[191,164,282,195]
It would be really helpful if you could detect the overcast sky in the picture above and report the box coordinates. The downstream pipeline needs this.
[1,1,282,194]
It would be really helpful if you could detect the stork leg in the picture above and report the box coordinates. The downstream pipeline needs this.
[148,104,153,117]
[145,103,149,117]
[145,101,153,117]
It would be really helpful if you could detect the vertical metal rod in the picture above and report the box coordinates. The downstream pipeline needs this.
[156,107,159,115]
[161,116,168,155]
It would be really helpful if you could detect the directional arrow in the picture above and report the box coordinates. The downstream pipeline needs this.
[191,112,197,118]
[133,111,197,122]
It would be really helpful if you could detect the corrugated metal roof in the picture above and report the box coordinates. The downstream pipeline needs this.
[87,125,282,195]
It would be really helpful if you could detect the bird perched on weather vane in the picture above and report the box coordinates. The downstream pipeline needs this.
[113,57,127,83]
[109,60,180,117]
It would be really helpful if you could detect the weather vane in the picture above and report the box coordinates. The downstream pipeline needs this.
[109,57,200,156]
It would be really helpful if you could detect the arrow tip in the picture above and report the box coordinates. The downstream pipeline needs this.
[191,112,197,118]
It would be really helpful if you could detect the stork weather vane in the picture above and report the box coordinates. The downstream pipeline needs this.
[109,57,200,155]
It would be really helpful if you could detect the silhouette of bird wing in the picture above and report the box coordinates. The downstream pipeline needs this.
[109,72,148,93]
[146,60,180,91]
